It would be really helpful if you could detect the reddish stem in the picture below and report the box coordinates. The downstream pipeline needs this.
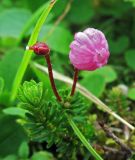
[45,54,62,102]
[70,68,79,96]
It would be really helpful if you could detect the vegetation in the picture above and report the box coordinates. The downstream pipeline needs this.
[0,0,135,159]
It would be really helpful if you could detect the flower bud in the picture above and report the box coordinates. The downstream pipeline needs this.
[69,28,110,71]
[26,42,50,56]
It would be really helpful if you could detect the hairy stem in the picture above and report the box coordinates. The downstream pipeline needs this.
[70,68,79,96]
[68,117,103,160]
[45,54,62,102]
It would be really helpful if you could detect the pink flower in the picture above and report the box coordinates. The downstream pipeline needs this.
[69,28,110,71]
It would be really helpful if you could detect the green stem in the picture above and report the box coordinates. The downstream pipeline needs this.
[68,117,103,160]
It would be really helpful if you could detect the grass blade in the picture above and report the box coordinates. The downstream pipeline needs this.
[10,0,57,102]
[68,117,103,160]
[17,2,49,45]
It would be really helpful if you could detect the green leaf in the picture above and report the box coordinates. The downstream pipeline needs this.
[18,141,29,159]
[80,74,106,97]
[0,8,31,38]
[128,88,135,100]
[0,115,27,157]
[2,155,17,160]
[125,49,135,70]
[0,48,24,91]
[0,77,4,94]
[40,25,73,54]
[81,66,117,83]
[67,0,94,24]
[3,107,27,118]
[109,36,129,55]
[31,151,54,160]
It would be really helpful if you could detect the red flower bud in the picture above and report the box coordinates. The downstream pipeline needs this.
[26,42,50,56]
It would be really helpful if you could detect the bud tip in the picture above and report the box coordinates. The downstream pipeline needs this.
[26,46,29,50]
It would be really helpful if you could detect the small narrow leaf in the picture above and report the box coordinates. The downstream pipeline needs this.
[3,107,27,118]
[18,141,29,158]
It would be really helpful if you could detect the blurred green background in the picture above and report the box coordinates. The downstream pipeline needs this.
[0,0,135,159]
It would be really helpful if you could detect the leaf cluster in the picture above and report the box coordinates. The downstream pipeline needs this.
[17,80,94,159]
[105,86,129,113]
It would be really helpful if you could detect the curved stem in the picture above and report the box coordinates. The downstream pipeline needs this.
[70,68,79,96]
[45,54,62,102]
[68,117,103,160]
